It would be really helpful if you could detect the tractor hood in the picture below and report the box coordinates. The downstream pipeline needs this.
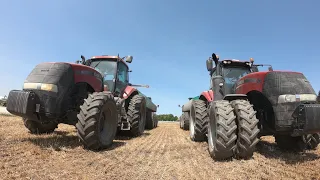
[236,71,317,105]
[262,71,316,105]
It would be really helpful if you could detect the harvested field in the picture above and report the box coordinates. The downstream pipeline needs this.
[1,115,320,180]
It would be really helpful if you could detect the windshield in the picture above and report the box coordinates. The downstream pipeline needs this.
[223,66,251,87]
[90,60,117,91]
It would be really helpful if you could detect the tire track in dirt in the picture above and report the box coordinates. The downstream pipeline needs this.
[151,124,170,179]
[158,124,183,180]
[105,127,164,179]
[104,133,155,177]
[125,127,164,179]
[140,126,168,179]
[173,125,210,180]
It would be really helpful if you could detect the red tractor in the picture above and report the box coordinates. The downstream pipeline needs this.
[6,54,158,150]
[181,53,320,160]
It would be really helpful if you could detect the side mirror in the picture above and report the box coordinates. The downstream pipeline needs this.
[80,55,86,64]
[157,105,159,108]
[206,59,213,71]
[178,104,181,107]
[75,60,81,64]
[268,66,273,71]
[125,56,133,63]
[212,53,219,66]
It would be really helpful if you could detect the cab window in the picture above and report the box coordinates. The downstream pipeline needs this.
[118,62,128,83]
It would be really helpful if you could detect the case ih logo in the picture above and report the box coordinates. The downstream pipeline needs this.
[237,78,261,86]
[75,70,102,81]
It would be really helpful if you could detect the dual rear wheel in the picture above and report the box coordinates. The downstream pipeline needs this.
[189,99,260,160]
[76,93,148,150]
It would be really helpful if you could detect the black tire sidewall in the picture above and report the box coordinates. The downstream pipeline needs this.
[98,99,118,146]
[138,97,147,134]
[208,102,217,155]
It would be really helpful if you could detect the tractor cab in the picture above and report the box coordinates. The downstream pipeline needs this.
[206,53,274,96]
[206,54,253,95]
[76,55,133,96]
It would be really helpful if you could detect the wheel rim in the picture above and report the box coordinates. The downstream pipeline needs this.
[99,106,114,145]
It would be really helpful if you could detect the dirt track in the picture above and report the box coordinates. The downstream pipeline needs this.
[1,115,320,180]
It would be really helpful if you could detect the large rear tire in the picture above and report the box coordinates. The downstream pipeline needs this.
[23,118,58,134]
[208,100,237,160]
[189,100,208,142]
[127,94,147,136]
[231,99,260,159]
[76,92,118,150]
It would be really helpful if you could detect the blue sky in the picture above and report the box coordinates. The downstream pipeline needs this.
[0,0,319,116]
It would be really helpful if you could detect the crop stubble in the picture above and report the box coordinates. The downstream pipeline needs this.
[0,116,320,180]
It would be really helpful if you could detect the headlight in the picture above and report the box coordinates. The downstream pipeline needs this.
[23,83,58,93]
[278,94,317,103]
[40,84,58,92]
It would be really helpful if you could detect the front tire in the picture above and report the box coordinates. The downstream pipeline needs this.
[304,133,320,150]
[189,100,208,142]
[208,100,237,160]
[231,99,260,159]
[23,118,58,134]
[76,92,118,150]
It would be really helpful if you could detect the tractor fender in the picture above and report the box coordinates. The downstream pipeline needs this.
[223,94,248,101]
[123,86,137,99]
[71,63,103,92]
[200,90,214,102]
[182,99,193,112]
[123,86,157,112]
